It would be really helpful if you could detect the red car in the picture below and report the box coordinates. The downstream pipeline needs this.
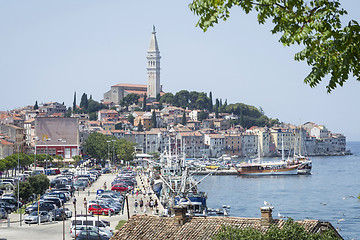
[88,204,114,215]
[111,183,129,192]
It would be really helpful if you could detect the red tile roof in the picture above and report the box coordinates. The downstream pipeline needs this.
[112,215,342,240]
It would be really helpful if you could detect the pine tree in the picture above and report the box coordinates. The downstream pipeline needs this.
[215,106,219,119]
[34,101,39,110]
[138,120,144,131]
[182,111,187,125]
[151,110,157,128]
[209,91,213,112]
[156,93,161,102]
[80,93,88,109]
[73,92,77,112]
[143,94,147,111]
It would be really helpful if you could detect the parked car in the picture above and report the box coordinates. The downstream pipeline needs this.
[0,208,8,219]
[1,196,23,208]
[88,204,114,216]
[76,230,110,240]
[70,226,112,238]
[0,201,16,213]
[25,202,56,214]
[111,183,129,192]
[24,211,49,224]
[50,208,66,221]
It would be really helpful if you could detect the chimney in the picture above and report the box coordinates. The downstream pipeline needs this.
[260,207,273,226]
[173,206,187,225]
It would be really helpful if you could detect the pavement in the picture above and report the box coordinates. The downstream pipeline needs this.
[0,169,163,240]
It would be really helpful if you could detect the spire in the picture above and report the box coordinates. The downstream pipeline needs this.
[148,25,159,53]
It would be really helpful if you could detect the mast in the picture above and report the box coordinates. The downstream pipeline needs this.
[281,134,284,160]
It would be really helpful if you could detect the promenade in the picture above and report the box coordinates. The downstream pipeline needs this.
[0,168,163,240]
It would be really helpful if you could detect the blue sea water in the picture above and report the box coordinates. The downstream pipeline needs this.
[196,141,360,239]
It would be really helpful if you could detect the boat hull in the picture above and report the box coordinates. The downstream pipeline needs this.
[237,167,298,176]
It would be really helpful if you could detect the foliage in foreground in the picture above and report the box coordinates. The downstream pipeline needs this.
[189,0,360,93]
[212,218,338,240]
[115,220,127,230]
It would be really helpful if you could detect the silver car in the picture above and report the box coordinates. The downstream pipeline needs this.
[24,211,49,224]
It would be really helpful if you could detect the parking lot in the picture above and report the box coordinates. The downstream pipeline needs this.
[0,168,163,240]
[1,172,128,240]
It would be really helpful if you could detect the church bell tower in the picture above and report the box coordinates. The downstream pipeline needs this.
[147,26,161,99]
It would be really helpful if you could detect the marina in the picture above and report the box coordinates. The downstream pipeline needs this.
[194,141,360,239]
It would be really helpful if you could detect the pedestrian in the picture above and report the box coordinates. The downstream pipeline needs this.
[139,198,144,208]
[134,199,138,212]
[72,196,77,205]
[104,182,107,190]
[83,197,87,209]
[150,199,154,210]
[154,199,158,209]
[145,200,149,210]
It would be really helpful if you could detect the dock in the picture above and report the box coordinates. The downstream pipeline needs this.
[190,168,238,175]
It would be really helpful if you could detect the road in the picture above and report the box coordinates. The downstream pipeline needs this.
[0,170,162,240]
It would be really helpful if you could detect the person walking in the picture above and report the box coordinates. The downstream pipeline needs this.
[134,199,138,213]
[139,198,144,208]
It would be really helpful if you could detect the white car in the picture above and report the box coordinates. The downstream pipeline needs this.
[24,211,49,224]
[70,225,112,238]
[64,208,72,218]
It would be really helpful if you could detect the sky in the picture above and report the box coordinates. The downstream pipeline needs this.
[1,1,359,140]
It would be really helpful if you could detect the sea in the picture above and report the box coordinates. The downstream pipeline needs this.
[196,141,360,239]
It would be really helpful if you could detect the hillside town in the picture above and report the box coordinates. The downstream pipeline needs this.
[0,100,348,161]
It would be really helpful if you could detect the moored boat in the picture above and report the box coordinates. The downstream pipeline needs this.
[235,161,298,176]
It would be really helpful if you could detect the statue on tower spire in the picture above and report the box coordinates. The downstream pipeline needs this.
[153,25,156,33]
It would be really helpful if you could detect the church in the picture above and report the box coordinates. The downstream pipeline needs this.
[103,26,163,104]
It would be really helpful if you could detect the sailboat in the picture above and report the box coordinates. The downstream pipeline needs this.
[288,126,312,174]
[234,135,298,176]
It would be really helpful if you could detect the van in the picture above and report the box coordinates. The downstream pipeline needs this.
[70,215,112,234]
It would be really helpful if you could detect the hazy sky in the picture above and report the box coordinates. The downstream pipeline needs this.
[1,1,359,140]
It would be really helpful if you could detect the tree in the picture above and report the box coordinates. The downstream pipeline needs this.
[212,218,337,239]
[28,174,50,196]
[159,92,175,105]
[115,122,123,130]
[127,114,135,125]
[120,93,140,110]
[137,120,144,132]
[14,181,33,203]
[80,93,88,110]
[83,132,109,160]
[156,93,161,102]
[189,0,360,92]
[209,91,213,112]
[116,139,135,163]
[143,94,147,111]
[73,92,77,112]
[198,111,209,121]
[34,101,39,110]
[182,111,187,125]
[151,110,157,128]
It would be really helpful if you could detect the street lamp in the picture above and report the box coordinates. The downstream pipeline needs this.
[111,139,116,169]
[58,139,67,169]
[16,140,26,226]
